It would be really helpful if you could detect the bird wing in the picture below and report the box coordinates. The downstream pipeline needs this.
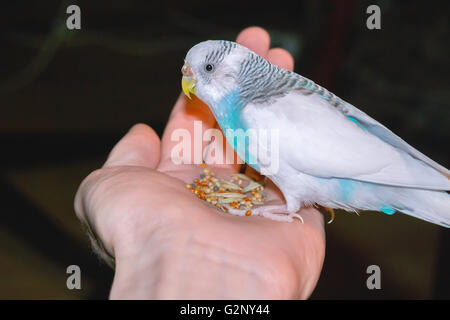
[336,99,450,180]
[246,90,450,191]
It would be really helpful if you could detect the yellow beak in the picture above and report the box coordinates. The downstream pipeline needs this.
[182,76,196,100]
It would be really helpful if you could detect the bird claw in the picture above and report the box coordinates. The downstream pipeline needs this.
[288,212,305,224]
[323,207,336,224]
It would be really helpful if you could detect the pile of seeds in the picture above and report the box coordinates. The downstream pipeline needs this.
[186,165,265,216]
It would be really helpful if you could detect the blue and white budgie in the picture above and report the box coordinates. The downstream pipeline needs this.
[181,40,450,227]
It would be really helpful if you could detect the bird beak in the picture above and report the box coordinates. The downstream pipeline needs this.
[181,64,196,100]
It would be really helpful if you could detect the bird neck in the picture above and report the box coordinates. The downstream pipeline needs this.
[211,88,246,132]
[211,88,259,169]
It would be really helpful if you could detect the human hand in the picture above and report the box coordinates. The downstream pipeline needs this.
[74,27,325,299]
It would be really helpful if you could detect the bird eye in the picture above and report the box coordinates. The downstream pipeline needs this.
[205,64,214,72]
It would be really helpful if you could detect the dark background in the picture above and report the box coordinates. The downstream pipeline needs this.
[0,0,449,299]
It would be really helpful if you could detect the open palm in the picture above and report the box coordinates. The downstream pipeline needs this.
[75,27,325,299]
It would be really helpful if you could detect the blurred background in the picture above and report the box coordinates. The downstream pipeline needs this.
[0,0,449,299]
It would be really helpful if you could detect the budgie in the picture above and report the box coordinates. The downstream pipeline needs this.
[181,40,450,227]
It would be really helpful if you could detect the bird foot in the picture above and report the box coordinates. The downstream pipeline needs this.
[226,204,304,223]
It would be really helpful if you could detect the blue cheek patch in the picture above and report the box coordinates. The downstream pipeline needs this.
[216,89,242,129]
[380,205,396,215]
[216,89,259,170]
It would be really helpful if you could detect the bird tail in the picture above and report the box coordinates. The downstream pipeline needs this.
[394,188,450,228]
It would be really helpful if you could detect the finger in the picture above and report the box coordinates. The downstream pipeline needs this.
[158,94,217,172]
[104,123,161,169]
[236,26,271,57]
[266,48,295,71]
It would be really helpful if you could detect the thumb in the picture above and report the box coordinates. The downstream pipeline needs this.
[104,123,161,169]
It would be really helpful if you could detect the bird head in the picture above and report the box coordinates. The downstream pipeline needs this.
[181,40,250,107]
